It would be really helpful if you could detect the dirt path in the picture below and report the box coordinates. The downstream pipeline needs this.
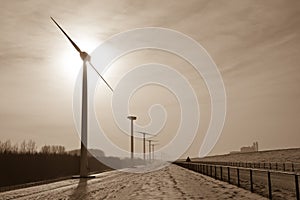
[0,164,267,200]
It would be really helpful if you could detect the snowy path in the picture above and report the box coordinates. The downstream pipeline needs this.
[0,164,267,200]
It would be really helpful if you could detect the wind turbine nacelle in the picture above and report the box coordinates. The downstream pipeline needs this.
[80,52,90,61]
[127,116,137,120]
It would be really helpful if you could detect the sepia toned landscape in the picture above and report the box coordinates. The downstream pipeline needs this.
[1,0,300,199]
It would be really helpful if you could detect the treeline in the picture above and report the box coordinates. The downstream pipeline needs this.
[0,140,145,190]
[0,140,66,154]
[0,140,111,189]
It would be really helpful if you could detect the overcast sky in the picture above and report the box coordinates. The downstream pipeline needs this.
[0,0,299,157]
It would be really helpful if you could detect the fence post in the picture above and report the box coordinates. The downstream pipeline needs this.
[269,163,271,170]
[228,167,230,183]
[276,163,278,170]
[208,165,210,176]
[292,163,295,172]
[268,171,272,199]
[215,165,217,179]
[295,174,299,200]
[210,165,213,177]
[220,167,223,181]
[237,168,240,187]
[250,169,253,192]
[283,163,285,171]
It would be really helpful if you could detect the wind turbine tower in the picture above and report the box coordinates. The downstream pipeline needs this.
[127,116,137,160]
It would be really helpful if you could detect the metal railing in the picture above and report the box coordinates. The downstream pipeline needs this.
[191,161,300,172]
[174,161,299,200]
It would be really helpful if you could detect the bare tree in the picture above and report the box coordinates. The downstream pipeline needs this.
[40,145,66,154]
[0,140,19,153]
[57,146,65,154]
[40,145,51,154]
[20,140,27,153]
[0,141,4,153]
[0,140,12,153]
[26,140,37,154]
[11,143,19,153]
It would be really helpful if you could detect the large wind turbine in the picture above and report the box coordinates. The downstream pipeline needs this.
[51,17,113,178]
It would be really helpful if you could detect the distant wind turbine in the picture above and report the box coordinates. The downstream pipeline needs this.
[147,139,158,161]
[51,17,113,178]
[151,143,159,161]
[137,131,153,160]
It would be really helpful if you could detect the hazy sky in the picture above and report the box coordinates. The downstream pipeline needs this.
[0,0,299,157]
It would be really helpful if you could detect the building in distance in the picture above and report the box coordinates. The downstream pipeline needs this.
[230,142,259,154]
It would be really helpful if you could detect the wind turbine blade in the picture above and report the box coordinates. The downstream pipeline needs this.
[89,62,114,92]
[50,17,82,53]
[147,139,158,142]
[137,131,153,135]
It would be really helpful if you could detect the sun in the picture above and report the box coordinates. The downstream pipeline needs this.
[59,38,101,81]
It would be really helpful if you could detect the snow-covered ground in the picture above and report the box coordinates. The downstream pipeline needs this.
[0,164,267,200]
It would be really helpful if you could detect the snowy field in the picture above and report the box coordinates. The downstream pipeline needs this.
[0,164,267,200]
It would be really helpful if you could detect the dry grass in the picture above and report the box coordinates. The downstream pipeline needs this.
[193,148,300,163]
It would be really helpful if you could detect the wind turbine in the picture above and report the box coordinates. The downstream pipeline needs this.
[146,139,158,161]
[51,17,113,178]
[137,131,153,160]
[151,143,159,161]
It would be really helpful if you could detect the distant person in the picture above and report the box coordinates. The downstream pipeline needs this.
[186,156,191,162]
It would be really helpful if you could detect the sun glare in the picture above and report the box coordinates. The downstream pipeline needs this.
[59,38,101,81]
